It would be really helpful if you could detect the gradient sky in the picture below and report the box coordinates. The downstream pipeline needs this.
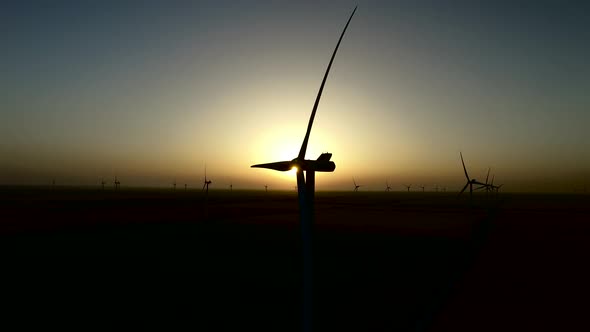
[2,1,589,192]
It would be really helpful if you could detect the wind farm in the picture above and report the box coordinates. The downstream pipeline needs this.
[2,2,590,332]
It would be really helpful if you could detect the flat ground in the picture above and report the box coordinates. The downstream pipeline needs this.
[1,187,589,330]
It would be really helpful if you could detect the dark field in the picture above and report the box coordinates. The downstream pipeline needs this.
[1,187,589,330]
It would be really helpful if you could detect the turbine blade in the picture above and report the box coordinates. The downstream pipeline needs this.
[485,168,490,184]
[491,175,495,186]
[251,161,293,172]
[458,183,469,196]
[298,6,357,159]
[460,152,470,180]
[353,177,357,186]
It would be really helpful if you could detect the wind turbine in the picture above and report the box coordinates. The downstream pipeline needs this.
[184,183,187,191]
[476,168,492,195]
[403,184,412,192]
[100,178,106,190]
[173,179,177,191]
[202,167,212,194]
[250,7,356,331]
[419,185,425,192]
[353,178,361,192]
[385,178,392,192]
[265,185,268,192]
[114,176,120,190]
[489,175,503,196]
[458,152,489,201]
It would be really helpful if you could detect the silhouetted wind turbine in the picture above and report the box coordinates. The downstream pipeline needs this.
[458,152,488,201]
[476,168,492,195]
[353,178,361,192]
[100,178,106,190]
[229,182,233,192]
[114,176,120,190]
[250,7,356,331]
[184,183,187,191]
[202,167,212,194]
[419,185,425,192]
[265,185,268,192]
[489,175,503,196]
[386,178,392,192]
[404,184,411,192]
[173,179,177,191]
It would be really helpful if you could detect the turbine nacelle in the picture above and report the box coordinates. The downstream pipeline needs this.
[251,154,336,173]
[294,156,336,172]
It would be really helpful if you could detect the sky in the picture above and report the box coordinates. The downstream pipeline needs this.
[2,1,589,192]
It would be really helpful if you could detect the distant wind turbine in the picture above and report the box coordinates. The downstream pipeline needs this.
[403,184,412,192]
[353,178,361,192]
[265,185,268,192]
[386,178,392,192]
[419,185,425,192]
[489,175,503,196]
[173,179,177,191]
[475,168,492,195]
[250,6,357,331]
[100,178,106,190]
[114,176,120,190]
[202,167,212,194]
[458,152,489,201]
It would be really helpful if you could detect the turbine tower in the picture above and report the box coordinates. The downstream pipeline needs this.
[100,178,106,191]
[419,185,425,192]
[114,176,120,190]
[353,178,361,192]
[458,152,489,201]
[250,7,356,331]
[403,184,411,192]
[386,178,392,192]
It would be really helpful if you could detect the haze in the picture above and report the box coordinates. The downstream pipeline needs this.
[2,1,589,192]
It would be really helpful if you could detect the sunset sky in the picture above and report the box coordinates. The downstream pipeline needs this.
[2,1,589,192]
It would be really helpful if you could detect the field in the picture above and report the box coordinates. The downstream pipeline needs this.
[1,187,589,330]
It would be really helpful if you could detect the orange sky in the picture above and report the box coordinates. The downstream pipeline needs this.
[2,2,589,192]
